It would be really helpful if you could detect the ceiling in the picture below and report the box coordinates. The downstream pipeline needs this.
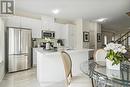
[15,0,130,32]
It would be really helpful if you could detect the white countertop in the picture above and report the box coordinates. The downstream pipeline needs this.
[36,48,57,55]
[36,48,94,56]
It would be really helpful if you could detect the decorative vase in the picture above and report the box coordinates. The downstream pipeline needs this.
[106,59,120,70]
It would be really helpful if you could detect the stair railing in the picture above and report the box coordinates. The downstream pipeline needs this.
[114,31,130,43]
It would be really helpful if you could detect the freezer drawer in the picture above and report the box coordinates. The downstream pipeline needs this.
[8,54,31,72]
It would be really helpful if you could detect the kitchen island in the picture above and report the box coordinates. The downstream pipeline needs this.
[36,48,93,86]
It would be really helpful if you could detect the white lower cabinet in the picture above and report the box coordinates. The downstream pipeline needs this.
[33,48,43,66]
[33,48,37,66]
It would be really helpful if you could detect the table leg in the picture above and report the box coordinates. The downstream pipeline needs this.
[91,78,94,87]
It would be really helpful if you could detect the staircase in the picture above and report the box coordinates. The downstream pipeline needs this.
[114,31,130,58]
[114,31,130,50]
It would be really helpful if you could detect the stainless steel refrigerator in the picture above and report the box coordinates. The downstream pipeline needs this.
[7,27,32,72]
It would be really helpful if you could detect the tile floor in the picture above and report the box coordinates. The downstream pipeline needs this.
[0,68,92,87]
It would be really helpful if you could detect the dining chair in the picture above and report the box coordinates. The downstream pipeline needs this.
[92,71,111,87]
[89,61,97,87]
[111,63,130,87]
[61,51,92,87]
[93,49,107,62]
[89,62,112,87]
[61,51,72,86]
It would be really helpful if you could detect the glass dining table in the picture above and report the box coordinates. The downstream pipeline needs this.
[80,60,130,87]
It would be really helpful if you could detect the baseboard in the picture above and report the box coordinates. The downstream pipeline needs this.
[0,73,5,83]
[0,62,5,83]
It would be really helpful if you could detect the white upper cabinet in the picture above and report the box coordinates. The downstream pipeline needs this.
[21,17,42,38]
[41,16,67,39]
[65,24,77,49]
[6,16,21,27]
[54,23,67,39]
[5,15,76,41]
[41,16,54,31]
[26,18,42,38]
[20,17,32,28]
[5,16,42,38]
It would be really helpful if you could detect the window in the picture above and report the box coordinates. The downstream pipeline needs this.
[104,35,107,45]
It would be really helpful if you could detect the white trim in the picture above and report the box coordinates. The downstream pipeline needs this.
[0,73,5,83]
[0,62,5,83]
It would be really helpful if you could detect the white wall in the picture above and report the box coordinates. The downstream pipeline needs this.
[75,19,83,49]
[0,18,5,82]
[75,19,101,49]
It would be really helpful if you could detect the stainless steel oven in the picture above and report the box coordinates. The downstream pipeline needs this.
[42,30,55,39]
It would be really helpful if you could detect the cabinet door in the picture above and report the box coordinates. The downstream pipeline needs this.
[21,17,31,28]
[54,23,67,39]
[60,25,67,39]
[6,16,21,27]
[31,19,42,38]
[54,23,60,39]
[67,24,77,49]
[41,16,54,30]
[6,16,42,38]
[21,17,42,38]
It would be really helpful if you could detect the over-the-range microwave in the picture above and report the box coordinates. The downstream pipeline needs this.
[41,30,55,39]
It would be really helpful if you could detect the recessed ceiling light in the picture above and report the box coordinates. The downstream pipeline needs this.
[96,18,107,22]
[52,9,60,14]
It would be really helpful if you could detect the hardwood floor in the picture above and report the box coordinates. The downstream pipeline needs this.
[0,68,92,87]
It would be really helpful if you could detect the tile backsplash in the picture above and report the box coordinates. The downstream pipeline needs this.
[32,38,64,48]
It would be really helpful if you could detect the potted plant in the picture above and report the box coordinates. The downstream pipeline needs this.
[104,43,128,70]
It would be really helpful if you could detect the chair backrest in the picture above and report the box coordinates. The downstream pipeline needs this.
[61,51,72,79]
[93,49,107,62]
